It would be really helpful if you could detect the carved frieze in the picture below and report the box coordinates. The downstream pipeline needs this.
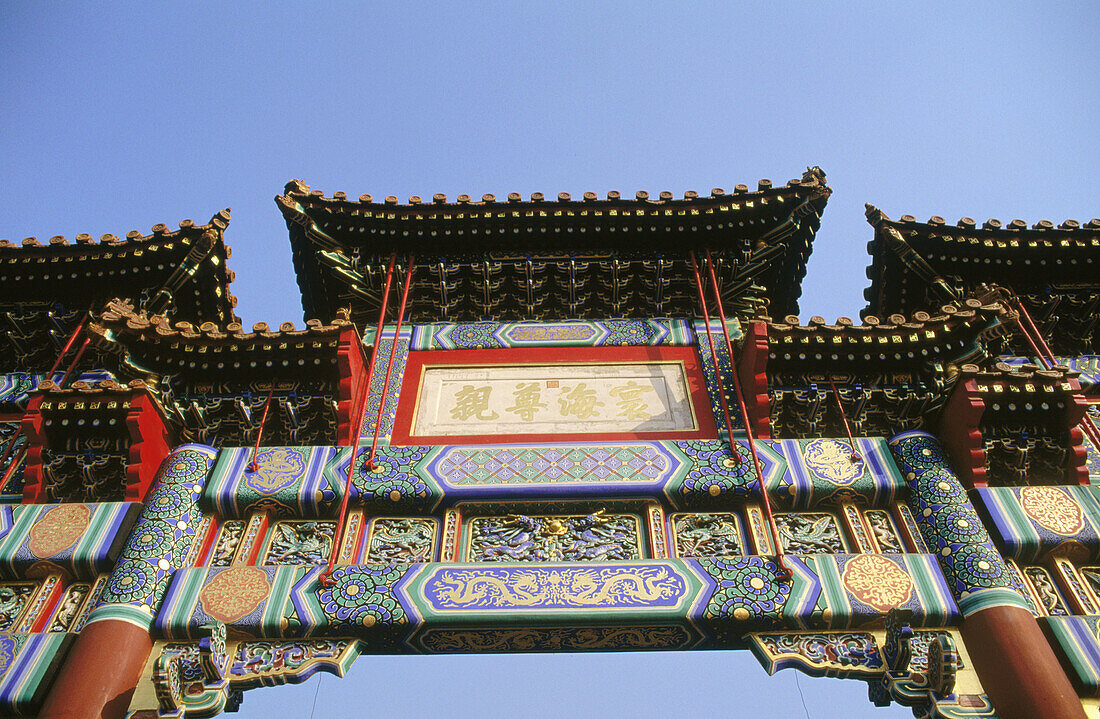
[865,510,904,553]
[364,518,436,564]
[0,583,35,631]
[467,511,641,562]
[775,513,847,554]
[210,521,245,567]
[264,522,336,565]
[670,513,743,557]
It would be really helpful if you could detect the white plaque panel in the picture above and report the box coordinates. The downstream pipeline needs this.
[410,361,698,437]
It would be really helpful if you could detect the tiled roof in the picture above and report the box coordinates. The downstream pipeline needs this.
[277,168,831,324]
[863,205,1100,316]
[0,210,237,325]
[92,299,351,343]
[763,296,1010,368]
[87,300,356,380]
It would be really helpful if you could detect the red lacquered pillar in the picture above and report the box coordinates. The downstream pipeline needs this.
[38,620,152,719]
[40,444,218,719]
[889,431,1085,719]
[962,605,1084,719]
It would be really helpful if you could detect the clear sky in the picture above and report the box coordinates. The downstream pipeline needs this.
[3,3,1097,718]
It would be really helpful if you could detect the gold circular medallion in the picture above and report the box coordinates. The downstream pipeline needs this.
[199,566,272,623]
[29,504,90,558]
[841,554,913,612]
[1020,486,1084,536]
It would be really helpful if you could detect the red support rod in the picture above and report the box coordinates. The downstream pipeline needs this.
[1013,314,1052,369]
[46,313,89,378]
[828,379,862,462]
[57,337,91,389]
[0,447,25,491]
[0,428,22,474]
[367,258,415,471]
[1015,298,1057,365]
[247,388,276,473]
[321,253,398,585]
[688,252,740,464]
[702,250,788,578]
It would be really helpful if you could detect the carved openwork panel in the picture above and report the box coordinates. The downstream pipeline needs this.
[466,511,642,562]
[775,513,848,554]
[47,583,91,632]
[864,510,904,553]
[983,425,1071,487]
[670,512,743,557]
[768,382,939,439]
[1023,566,1071,616]
[363,518,437,563]
[0,582,36,631]
[42,442,129,503]
[178,386,339,448]
[210,521,246,567]
[1079,566,1100,602]
[262,521,336,565]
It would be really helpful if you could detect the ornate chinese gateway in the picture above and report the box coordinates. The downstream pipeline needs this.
[0,169,1097,718]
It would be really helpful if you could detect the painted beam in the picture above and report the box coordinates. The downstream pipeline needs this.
[975,485,1100,563]
[202,436,906,517]
[153,554,957,648]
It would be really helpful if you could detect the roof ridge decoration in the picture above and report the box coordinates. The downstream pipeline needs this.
[0,209,232,250]
[866,204,1100,235]
[958,359,1082,387]
[33,377,155,395]
[91,299,352,344]
[279,167,831,212]
[764,292,1012,336]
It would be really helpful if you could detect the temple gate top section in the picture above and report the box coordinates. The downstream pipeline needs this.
[863,205,1100,356]
[0,210,238,374]
[275,169,831,325]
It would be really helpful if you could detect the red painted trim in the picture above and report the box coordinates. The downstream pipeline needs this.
[29,579,66,633]
[341,511,366,564]
[20,395,47,503]
[125,393,172,502]
[938,378,987,489]
[1066,393,1090,485]
[335,326,368,446]
[242,514,271,565]
[738,320,771,439]
[19,390,172,503]
[1067,427,1090,486]
[194,518,220,568]
[390,346,718,446]
[890,504,924,554]
[940,375,1091,488]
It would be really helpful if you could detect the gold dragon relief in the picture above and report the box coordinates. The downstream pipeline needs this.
[803,438,865,486]
[246,448,307,494]
[422,564,689,610]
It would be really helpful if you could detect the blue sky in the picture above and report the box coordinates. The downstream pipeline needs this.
[3,3,1097,717]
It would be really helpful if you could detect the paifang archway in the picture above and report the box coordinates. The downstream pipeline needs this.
[3,172,1096,719]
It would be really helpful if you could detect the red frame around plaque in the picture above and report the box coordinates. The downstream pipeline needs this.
[390,345,718,446]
